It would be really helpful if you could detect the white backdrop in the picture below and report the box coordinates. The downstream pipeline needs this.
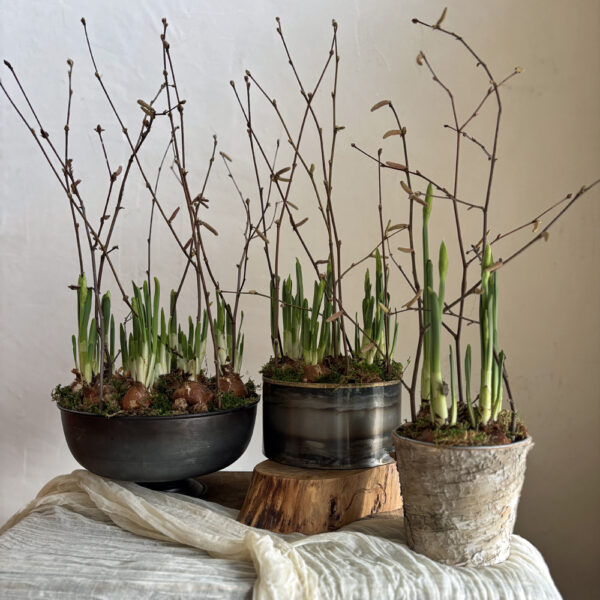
[1,1,599,596]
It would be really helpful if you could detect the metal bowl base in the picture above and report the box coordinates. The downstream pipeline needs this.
[138,479,208,498]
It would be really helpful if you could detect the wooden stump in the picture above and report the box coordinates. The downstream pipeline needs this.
[237,460,402,534]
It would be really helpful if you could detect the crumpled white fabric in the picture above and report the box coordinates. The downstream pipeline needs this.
[0,470,561,600]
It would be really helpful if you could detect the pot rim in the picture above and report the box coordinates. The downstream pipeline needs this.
[392,428,533,451]
[262,376,401,390]
[56,396,260,420]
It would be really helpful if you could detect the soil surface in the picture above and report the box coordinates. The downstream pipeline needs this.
[397,402,528,446]
[52,369,257,417]
[261,355,402,384]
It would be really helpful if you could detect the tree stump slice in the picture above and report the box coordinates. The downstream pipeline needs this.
[237,460,402,534]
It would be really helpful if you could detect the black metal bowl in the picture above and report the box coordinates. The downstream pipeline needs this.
[58,399,258,483]
[263,377,401,469]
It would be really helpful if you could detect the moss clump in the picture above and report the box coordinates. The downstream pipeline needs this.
[261,355,403,385]
[212,378,258,411]
[262,361,305,382]
[150,372,188,415]
[52,382,121,415]
[52,384,82,410]
[218,393,251,411]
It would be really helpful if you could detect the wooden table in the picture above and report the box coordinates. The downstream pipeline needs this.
[196,471,253,510]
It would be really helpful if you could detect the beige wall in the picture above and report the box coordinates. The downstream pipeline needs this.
[1,0,598,596]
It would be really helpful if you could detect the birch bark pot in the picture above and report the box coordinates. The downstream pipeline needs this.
[392,431,533,566]
[263,377,401,469]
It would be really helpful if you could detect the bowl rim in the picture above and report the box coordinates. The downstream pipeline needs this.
[56,396,259,420]
[262,376,401,390]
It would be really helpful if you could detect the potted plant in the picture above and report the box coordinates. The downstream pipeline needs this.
[1,18,261,487]
[345,9,599,565]
[230,19,404,469]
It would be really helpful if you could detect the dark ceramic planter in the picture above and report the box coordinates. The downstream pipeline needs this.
[59,399,258,483]
[262,377,401,469]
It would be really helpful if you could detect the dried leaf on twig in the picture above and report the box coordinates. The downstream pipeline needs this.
[388,223,409,232]
[255,228,269,244]
[410,194,428,207]
[168,207,180,224]
[199,220,219,236]
[403,289,422,309]
[400,181,413,195]
[327,310,344,323]
[385,161,407,172]
[434,7,448,29]
[137,99,155,116]
[383,129,405,139]
[370,100,391,112]
[273,166,291,180]
[378,302,390,314]
[485,260,503,273]
[397,246,414,253]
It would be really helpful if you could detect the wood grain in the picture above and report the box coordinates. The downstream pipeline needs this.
[237,460,402,534]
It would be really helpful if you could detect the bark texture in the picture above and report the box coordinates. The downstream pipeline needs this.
[393,433,533,566]
[237,459,402,534]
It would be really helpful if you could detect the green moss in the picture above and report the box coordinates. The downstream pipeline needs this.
[111,376,129,404]
[53,372,258,417]
[245,378,257,397]
[397,406,528,447]
[148,372,187,415]
[52,383,121,415]
[261,355,403,385]
[262,361,305,382]
[217,393,249,411]
[52,384,82,410]
[214,378,258,411]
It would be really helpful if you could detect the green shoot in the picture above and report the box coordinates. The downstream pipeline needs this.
[465,344,476,427]
[428,284,447,425]
[213,294,245,372]
[479,244,494,424]
[420,183,434,403]
[72,273,112,385]
[120,278,171,389]
[449,344,458,426]
[359,249,395,364]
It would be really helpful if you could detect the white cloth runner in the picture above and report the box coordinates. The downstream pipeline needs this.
[0,470,561,599]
